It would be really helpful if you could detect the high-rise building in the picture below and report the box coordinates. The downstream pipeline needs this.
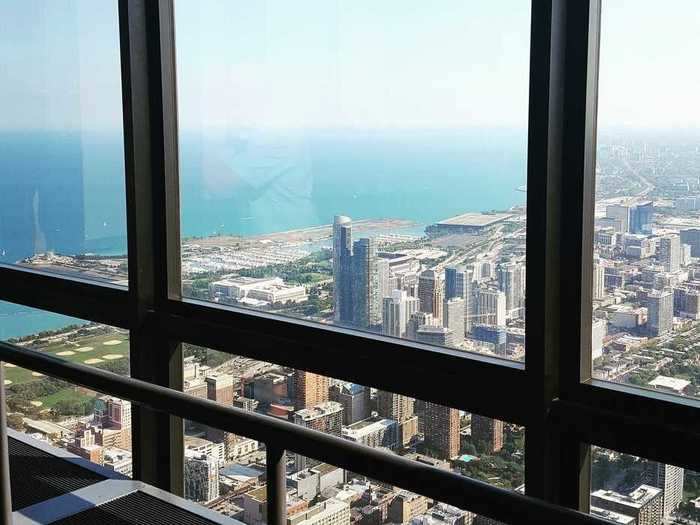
[382,289,420,338]
[407,312,435,341]
[333,215,354,324]
[471,415,504,454]
[630,201,654,234]
[184,450,219,503]
[446,265,475,332]
[353,237,384,329]
[591,318,607,360]
[644,461,684,518]
[658,235,681,272]
[418,270,444,321]
[206,374,235,405]
[591,485,662,525]
[606,204,631,233]
[476,288,506,326]
[497,262,526,320]
[293,401,344,470]
[593,261,606,300]
[443,297,465,344]
[647,289,673,336]
[295,371,330,410]
[680,228,700,257]
[416,325,455,347]
[376,390,417,446]
[423,402,460,460]
[329,382,370,425]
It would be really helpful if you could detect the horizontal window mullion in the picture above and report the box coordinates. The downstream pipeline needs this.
[158,298,529,425]
[0,264,131,329]
[551,394,700,474]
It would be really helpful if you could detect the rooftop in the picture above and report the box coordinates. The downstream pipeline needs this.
[648,375,690,392]
[436,212,513,227]
[591,484,662,509]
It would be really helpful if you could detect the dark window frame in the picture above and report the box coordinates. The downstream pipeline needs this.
[2,0,699,523]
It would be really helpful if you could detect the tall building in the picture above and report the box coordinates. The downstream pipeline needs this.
[446,265,475,332]
[418,270,444,321]
[591,485,662,525]
[206,374,235,405]
[647,289,673,336]
[630,201,654,234]
[416,325,455,347]
[680,228,700,257]
[423,402,460,460]
[497,262,526,320]
[329,382,370,425]
[471,415,504,454]
[593,261,606,300]
[353,237,384,329]
[407,312,435,341]
[658,235,681,272]
[333,215,354,324]
[293,401,344,470]
[476,288,506,326]
[376,390,417,446]
[295,371,330,410]
[382,289,420,338]
[644,461,684,518]
[606,204,631,233]
[443,297,465,344]
[184,450,219,503]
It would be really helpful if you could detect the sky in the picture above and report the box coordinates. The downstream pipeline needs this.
[0,0,699,132]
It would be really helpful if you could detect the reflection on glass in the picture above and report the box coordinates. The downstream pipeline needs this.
[1,301,131,476]
[591,446,699,524]
[591,1,700,399]
[176,1,531,360]
[179,346,524,519]
[0,0,127,284]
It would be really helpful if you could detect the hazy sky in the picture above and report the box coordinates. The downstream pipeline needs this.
[0,0,698,132]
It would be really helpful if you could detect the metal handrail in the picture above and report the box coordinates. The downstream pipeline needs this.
[0,342,610,525]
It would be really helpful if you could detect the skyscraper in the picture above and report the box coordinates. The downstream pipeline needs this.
[471,415,504,454]
[497,262,526,319]
[680,228,700,257]
[647,289,673,336]
[416,325,455,347]
[658,235,681,272]
[418,270,444,321]
[443,297,465,344]
[644,461,684,518]
[295,370,330,410]
[293,401,344,470]
[606,204,631,233]
[333,215,354,324]
[330,382,370,426]
[476,288,506,326]
[376,390,417,446]
[446,265,474,333]
[423,402,460,460]
[184,450,219,503]
[406,311,435,341]
[382,289,420,338]
[352,237,383,329]
[593,261,606,300]
[630,201,654,234]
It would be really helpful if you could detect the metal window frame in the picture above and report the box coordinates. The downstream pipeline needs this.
[1,0,698,523]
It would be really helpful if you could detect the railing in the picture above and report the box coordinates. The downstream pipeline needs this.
[0,342,610,525]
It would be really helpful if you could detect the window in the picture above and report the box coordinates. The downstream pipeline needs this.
[0,0,128,286]
[1,302,131,476]
[591,0,700,400]
[175,0,530,360]
[3,2,699,525]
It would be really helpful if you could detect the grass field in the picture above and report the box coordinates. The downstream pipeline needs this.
[3,331,129,386]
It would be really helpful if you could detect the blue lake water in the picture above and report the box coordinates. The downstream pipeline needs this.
[0,128,526,337]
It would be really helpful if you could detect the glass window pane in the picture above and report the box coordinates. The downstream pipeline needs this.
[591,0,700,399]
[1,301,131,477]
[590,446,697,524]
[0,1,128,286]
[175,1,530,360]
[180,344,524,518]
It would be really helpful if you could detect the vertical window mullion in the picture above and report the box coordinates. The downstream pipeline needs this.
[119,0,183,495]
